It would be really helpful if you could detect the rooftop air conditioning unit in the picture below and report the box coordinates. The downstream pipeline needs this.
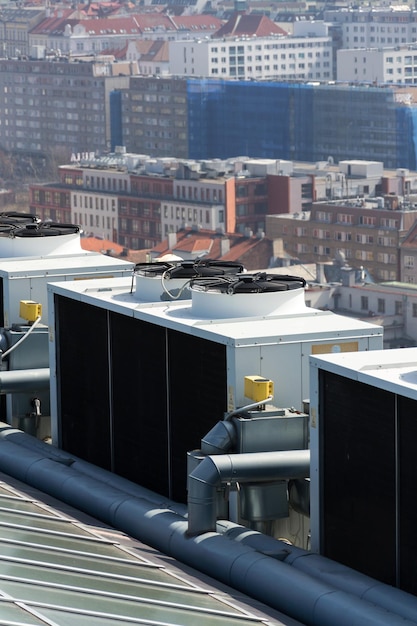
[310,348,417,598]
[0,213,133,437]
[48,272,383,504]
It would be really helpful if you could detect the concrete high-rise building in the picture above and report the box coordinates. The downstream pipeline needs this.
[0,58,135,159]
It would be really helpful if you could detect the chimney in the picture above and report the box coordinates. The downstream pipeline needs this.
[220,237,230,256]
[340,266,356,287]
[167,232,177,250]
[316,263,326,284]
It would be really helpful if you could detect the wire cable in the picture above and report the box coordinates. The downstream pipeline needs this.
[1,316,42,359]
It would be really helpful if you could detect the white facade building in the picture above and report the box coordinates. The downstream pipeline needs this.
[70,161,131,240]
[169,26,333,80]
[339,10,417,50]
[162,178,226,235]
[72,190,118,240]
[337,45,417,84]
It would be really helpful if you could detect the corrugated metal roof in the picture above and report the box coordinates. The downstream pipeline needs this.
[0,474,298,626]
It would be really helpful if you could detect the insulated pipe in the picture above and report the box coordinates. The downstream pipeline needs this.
[0,368,50,393]
[0,426,416,626]
[216,521,417,625]
[187,450,310,536]
[0,424,186,515]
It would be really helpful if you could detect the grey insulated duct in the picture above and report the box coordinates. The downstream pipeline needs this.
[0,424,416,626]
[187,449,310,536]
[0,368,50,393]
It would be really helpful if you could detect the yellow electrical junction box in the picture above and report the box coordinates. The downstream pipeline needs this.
[19,300,42,323]
[244,375,274,402]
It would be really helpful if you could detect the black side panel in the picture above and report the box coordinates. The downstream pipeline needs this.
[168,330,227,502]
[0,277,4,328]
[111,314,169,496]
[398,395,417,596]
[320,370,396,585]
[55,295,111,469]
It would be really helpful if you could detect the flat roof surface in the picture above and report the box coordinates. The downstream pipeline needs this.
[0,472,302,626]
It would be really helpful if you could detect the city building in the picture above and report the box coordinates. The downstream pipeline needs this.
[0,7,45,58]
[115,76,417,167]
[266,184,417,282]
[324,7,417,50]
[0,58,136,159]
[169,21,333,80]
[29,153,280,247]
[29,11,223,57]
[400,218,417,283]
[125,40,170,76]
[30,152,417,259]
[337,45,417,84]
[117,75,189,158]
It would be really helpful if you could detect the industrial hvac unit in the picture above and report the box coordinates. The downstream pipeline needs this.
[49,270,383,503]
[310,347,417,597]
[0,215,133,435]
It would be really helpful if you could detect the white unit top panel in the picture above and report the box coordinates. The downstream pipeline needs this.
[310,347,417,400]
[0,253,133,278]
[49,277,383,346]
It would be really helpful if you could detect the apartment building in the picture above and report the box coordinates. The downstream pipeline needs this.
[324,7,417,49]
[30,153,307,247]
[337,45,417,84]
[118,76,189,158]
[169,22,333,81]
[29,12,223,57]
[266,195,417,282]
[0,7,45,58]
[0,58,134,158]
[115,76,417,168]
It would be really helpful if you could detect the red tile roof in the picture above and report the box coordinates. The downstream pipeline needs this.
[81,236,124,255]
[215,12,287,38]
[134,39,169,62]
[151,228,273,271]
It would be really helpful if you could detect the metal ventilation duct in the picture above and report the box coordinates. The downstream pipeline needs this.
[190,273,308,318]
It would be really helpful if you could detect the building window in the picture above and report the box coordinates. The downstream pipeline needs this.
[395,300,403,315]
[413,303,417,318]
[361,296,369,311]
[377,298,385,314]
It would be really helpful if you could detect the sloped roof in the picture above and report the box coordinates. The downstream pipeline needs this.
[173,14,223,31]
[135,38,169,62]
[81,235,125,255]
[214,12,287,38]
[150,228,273,271]
[29,11,77,35]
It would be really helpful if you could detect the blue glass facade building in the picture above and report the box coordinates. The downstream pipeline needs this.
[114,78,417,169]
[186,79,417,169]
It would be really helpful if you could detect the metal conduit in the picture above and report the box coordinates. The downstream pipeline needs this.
[187,450,310,536]
[0,425,415,626]
[0,368,50,393]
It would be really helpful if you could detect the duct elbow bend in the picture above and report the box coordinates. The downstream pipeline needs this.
[187,455,230,536]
